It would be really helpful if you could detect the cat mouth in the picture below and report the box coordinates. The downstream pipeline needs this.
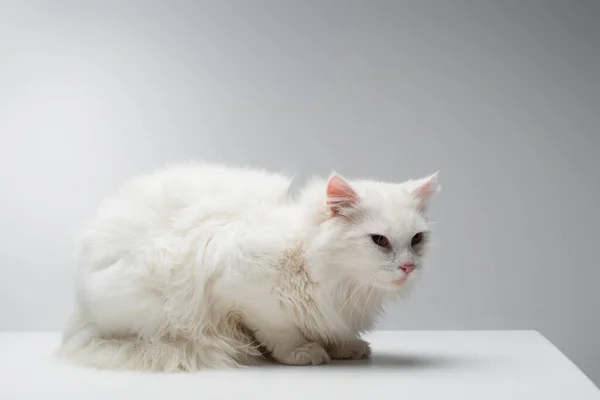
[391,275,409,285]
[374,270,415,290]
[390,269,418,287]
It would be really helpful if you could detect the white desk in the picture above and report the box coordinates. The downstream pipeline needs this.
[0,331,598,399]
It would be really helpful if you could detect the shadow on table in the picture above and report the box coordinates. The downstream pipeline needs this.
[255,350,482,372]
[329,352,479,370]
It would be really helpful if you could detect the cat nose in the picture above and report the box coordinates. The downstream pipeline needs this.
[399,263,415,274]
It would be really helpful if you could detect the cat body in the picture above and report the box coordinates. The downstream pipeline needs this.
[58,162,439,371]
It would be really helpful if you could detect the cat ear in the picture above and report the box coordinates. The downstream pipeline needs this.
[326,174,360,217]
[406,172,440,211]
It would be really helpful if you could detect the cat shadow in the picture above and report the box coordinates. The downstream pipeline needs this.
[328,352,478,371]
[257,352,478,372]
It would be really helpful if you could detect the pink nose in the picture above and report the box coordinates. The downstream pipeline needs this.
[400,263,415,274]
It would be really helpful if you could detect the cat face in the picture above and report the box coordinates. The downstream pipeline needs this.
[310,172,439,292]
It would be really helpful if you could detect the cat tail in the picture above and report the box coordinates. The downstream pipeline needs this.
[55,309,264,372]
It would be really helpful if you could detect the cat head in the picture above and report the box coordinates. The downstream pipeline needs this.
[304,172,440,293]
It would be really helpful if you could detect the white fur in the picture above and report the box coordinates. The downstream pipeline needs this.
[58,162,440,371]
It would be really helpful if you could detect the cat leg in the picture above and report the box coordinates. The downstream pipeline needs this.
[256,325,330,366]
[246,317,330,366]
[328,336,371,360]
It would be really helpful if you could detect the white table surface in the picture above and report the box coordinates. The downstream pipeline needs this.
[0,331,598,400]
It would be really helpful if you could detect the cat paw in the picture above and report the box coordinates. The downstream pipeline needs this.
[278,342,331,366]
[329,338,371,360]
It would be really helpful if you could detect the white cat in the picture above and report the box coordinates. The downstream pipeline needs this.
[58,162,440,371]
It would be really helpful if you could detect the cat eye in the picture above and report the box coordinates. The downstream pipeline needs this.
[371,234,390,248]
[411,232,424,247]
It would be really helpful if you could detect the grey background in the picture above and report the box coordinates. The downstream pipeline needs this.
[1,0,599,384]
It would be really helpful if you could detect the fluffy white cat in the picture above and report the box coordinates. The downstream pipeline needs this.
[58,162,440,371]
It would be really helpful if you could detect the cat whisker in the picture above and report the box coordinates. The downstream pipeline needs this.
[338,282,364,315]
[361,286,375,332]
[345,282,369,330]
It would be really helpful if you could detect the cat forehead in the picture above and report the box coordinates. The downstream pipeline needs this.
[364,203,425,229]
[354,181,426,230]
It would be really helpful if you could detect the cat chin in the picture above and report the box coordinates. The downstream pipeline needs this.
[374,273,420,296]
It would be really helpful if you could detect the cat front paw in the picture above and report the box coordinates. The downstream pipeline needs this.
[329,338,371,360]
[277,342,331,366]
